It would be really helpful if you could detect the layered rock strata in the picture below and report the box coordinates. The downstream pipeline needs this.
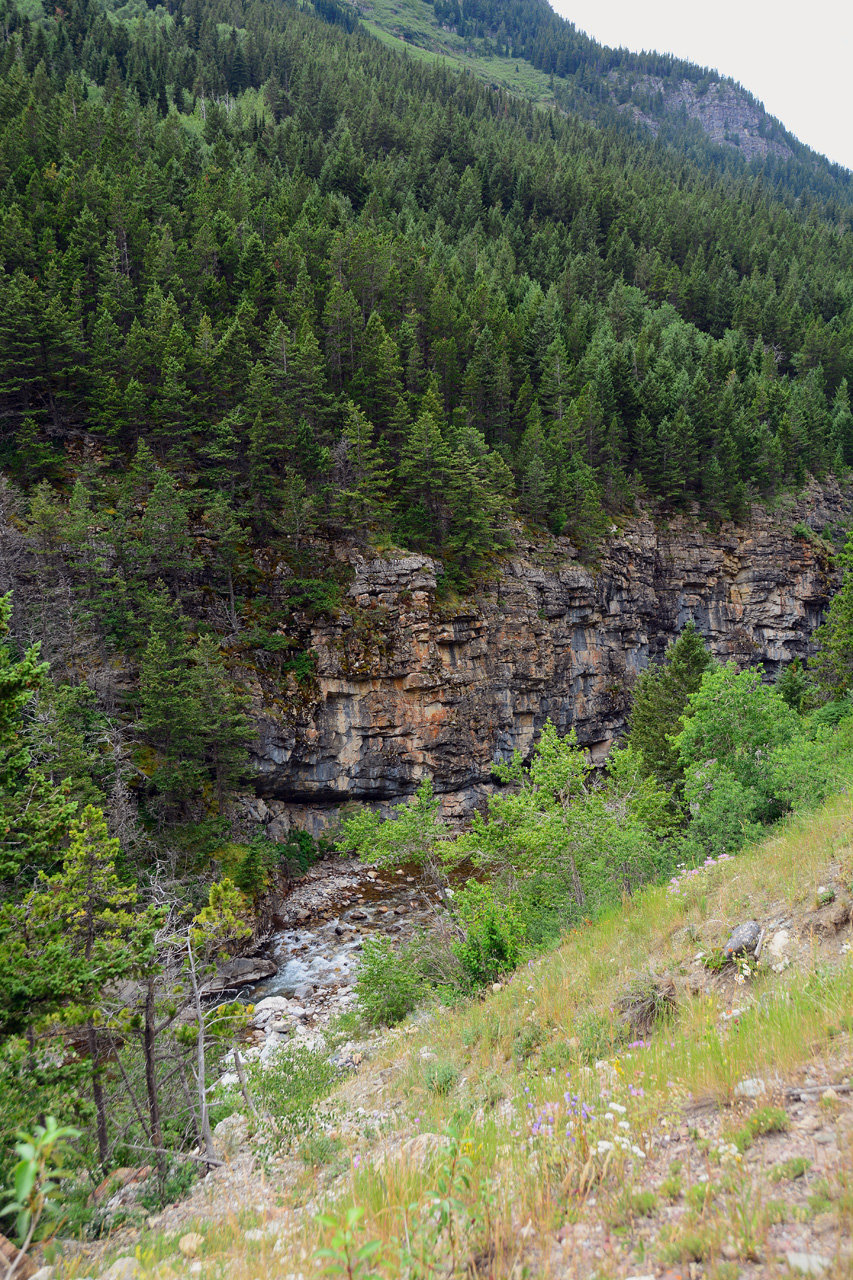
[250,486,848,828]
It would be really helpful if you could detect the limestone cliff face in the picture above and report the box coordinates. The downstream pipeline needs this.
[250,485,848,827]
[610,74,795,163]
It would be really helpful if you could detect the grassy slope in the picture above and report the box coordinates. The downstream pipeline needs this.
[357,0,559,103]
[67,790,853,1279]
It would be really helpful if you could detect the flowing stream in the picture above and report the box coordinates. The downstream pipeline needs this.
[247,860,441,1018]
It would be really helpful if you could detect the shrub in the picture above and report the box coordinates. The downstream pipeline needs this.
[769,1157,811,1182]
[249,1046,337,1140]
[512,1022,544,1062]
[139,1159,198,1211]
[451,880,525,986]
[617,971,678,1034]
[746,1106,788,1137]
[281,829,318,874]
[423,1061,458,1095]
[354,936,424,1027]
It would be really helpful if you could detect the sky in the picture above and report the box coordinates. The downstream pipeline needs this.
[548,0,853,172]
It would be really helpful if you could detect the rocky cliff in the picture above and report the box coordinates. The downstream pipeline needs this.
[248,484,849,832]
[610,74,795,162]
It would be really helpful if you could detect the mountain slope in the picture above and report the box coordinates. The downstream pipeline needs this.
[352,0,853,204]
[65,788,853,1280]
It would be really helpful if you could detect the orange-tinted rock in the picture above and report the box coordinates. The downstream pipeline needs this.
[250,482,849,827]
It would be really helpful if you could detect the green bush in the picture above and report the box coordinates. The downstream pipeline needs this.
[249,1046,337,1139]
[354,935,424,1027]
[423,1061,458,1095]
[451,880,525,986]
[281,829,318,874]
[138,1159,198,1211]
[233,835,278,899]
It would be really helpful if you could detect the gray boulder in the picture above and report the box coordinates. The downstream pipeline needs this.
[202,956,277,993]
[724,921,762,957]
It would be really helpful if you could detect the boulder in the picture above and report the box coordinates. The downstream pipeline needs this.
[1,1231,38,1279]
[254,996,291,1017]
[99,1259,141,1280]
[213,1113,249,1160]
[178,1233,204,1258]
[785,1253,831,1275]
[724,921,762,957]
[202,956,277,994]
[734,1077,767,1099]
[266,818,290,844]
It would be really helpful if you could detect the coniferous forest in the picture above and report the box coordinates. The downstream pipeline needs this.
[5,0,853,1236]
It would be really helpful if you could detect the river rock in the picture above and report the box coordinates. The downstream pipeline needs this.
[293,983,315,1001]
[202,956,277,994]
[260,1034,286,1063]
[724,922,762,957]
[254,995,290,1012]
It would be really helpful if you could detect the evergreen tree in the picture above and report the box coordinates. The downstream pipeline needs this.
[331,402,390,533]
[809,537,853,702]
[0,594,76,890]
[626,621,714,796]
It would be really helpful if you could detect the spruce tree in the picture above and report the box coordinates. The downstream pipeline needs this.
[0,594,76,890]
[809,536,853,702]
[331,401,390,534]
[626,621,714,795]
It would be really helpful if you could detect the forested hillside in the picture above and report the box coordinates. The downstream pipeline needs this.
[5,0,853,1255]
[0,0,852,799]
[4,0,853,562]
[359,0,853,195]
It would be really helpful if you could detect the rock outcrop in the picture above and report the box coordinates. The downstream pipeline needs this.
[249,485,849,827]
[610,74,795,163]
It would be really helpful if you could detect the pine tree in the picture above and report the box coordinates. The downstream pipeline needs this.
[203,492,245,632]
[136,469,199,596]
[188,636,253,813]
[331,401,390,534]
[397,406,453,550]
[831,379,853,468]
[0,594,76,890]
[626,621,714,796]
[809,536,853,702]
[138,613,202,803]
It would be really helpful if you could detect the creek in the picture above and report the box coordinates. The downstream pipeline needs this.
[246,857,441,1025]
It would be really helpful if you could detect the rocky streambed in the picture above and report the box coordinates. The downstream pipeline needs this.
[235,855,442,1060]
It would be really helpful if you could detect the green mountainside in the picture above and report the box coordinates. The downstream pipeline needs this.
[3,0,853,1255]
[354,0,852,200]
[1,0,853,810]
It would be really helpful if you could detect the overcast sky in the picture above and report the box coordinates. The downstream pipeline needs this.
[548,0,853,173]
